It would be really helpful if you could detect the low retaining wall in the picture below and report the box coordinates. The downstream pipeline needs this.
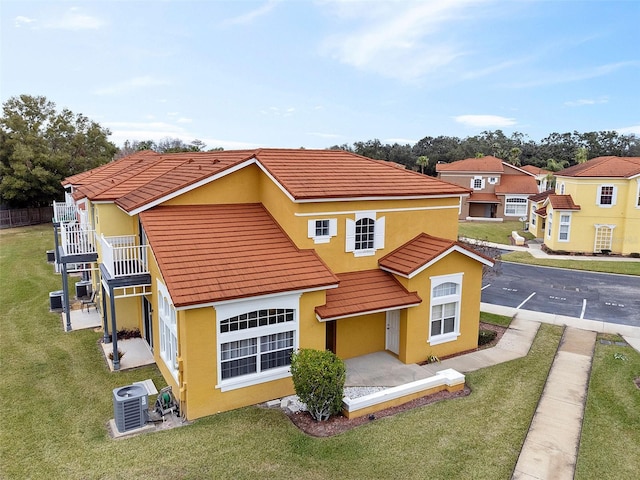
[342,368,465,419]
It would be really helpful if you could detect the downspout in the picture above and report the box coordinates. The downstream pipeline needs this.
[109,285,120,370]
[101,282,110,344]
[62,263,71,332]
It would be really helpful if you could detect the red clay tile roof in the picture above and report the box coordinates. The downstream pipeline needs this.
[495,175,539,195]
[529,189,553,203]
[557,156,640,178]
[314,269,421,321]
[535,206,547,217]
[468,193,500,203]
[139,204,339,308]
[548,194,581,211]
[435,156,504,173]
[254,149,469,200]
[521,165,551,176]
[67,149,470,210]
[379,233,493,277]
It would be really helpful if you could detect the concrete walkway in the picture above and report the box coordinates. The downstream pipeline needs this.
[512,327,596,480]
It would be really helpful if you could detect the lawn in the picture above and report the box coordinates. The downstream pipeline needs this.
[575,336,640,479]
[458,220,534,244]
[500,251,640,276]
[1,225,637,479]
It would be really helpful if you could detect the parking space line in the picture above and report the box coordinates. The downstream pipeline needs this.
[481,284,491,290]
[580,299,587,319]
[517,292,536,310]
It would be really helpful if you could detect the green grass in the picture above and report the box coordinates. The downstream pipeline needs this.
[480,311,512,327]
[575,338,640,480]
[1,225,637,479]
[458,220,534,245]
[501,251,640,276]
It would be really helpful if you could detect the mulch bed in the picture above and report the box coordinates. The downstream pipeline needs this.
[284,322,506,437]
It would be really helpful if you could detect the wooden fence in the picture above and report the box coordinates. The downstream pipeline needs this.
[0,207,53,229]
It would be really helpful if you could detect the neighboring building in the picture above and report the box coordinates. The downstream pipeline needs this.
[520,165,553,192]
[52,149,492,420]
[528,156,640,255]
[436,156,539,221]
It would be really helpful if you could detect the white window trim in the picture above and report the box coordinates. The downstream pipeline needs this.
[596,184,617,207]
[345,211,385,257]
[593,224,616,253]
[215,294,300,392]
[307,218,337,244]
[530,205,536,226]
[488,177,498,185]
[158,280,178,381]
[470,176,485,190]
[547,212,553,238]
[636,179,640,208]
[504,196,528,217]
[428,273,463,346]
[559,183,565,194]
[558,213,571,242]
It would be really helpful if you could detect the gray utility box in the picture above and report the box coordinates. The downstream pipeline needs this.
[46,250,55,263]
[113,385,149,433]
[49,291,64,312]
[75,280,92,299]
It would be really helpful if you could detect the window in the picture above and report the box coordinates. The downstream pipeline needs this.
[597,185,616,206]
[307,219,337,244]
[216,296,298,391]
[470,176,485,190]
[488,177,498,185]
[594,225,615,253]
[558,214,571,242]
[505,197,528,216]
[559,183,565,194]
[547,212,553,238]
[346,212,385,256]
[158,282,178,379]
[429,274,462,345]
[530,205,536,226]
[636,180,640,207]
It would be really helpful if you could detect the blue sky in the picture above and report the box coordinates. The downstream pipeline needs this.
[1,0,639,150]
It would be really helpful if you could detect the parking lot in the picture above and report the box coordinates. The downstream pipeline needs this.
[481,262,640,327]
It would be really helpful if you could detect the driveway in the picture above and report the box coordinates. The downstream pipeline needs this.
[481,262,640,327]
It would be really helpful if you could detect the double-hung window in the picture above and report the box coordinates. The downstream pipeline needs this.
[558,213,571,242]
[158,281,178,379]
[216,295,298,391]
[597,185,616,206]
[346,212,385,256]
[471,176,485,190]
[429,273,463,345]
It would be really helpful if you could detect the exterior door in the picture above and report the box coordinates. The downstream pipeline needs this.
[385,310,400,355]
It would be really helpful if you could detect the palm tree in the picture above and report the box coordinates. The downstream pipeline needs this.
[416,155,429,174]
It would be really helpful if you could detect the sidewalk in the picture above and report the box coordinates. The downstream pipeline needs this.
[512,327,596,480]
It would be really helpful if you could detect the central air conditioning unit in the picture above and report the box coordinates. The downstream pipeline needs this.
[113,385,149,433]
[49,291,64,312]
[75,280,92,299]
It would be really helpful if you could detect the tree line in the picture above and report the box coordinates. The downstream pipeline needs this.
[330,130,640,176]
[2,94,639,208]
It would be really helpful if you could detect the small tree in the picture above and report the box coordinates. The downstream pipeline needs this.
[290,349,346,422]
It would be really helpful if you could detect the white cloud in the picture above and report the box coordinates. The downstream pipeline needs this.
[508,61,639,88]
[46,7,105,30]
[177,117,193,124]
[94,76,171,96]
[384,137,417,145]
[222,0,280,26]
[616,125,640,135]
[14,16,36,28]
[454,115,517,128]
[564,97,609,107]
[320,0,485,81]
[259,106,296,117]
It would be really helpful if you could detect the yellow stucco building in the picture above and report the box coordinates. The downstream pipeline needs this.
[529,156,640,256]
[54,149,493,420]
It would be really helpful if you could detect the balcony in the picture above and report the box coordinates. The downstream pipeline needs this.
[53,200,77,224]
[60,223,97,256]
[100,235,149,278]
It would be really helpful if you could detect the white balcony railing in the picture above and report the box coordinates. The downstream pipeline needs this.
[53,200,77,224]
[100,234,149,278]
[60,223,97,256]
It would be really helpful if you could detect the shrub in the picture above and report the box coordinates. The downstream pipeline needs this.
[290,349,346,422]
[478,329,497,346]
